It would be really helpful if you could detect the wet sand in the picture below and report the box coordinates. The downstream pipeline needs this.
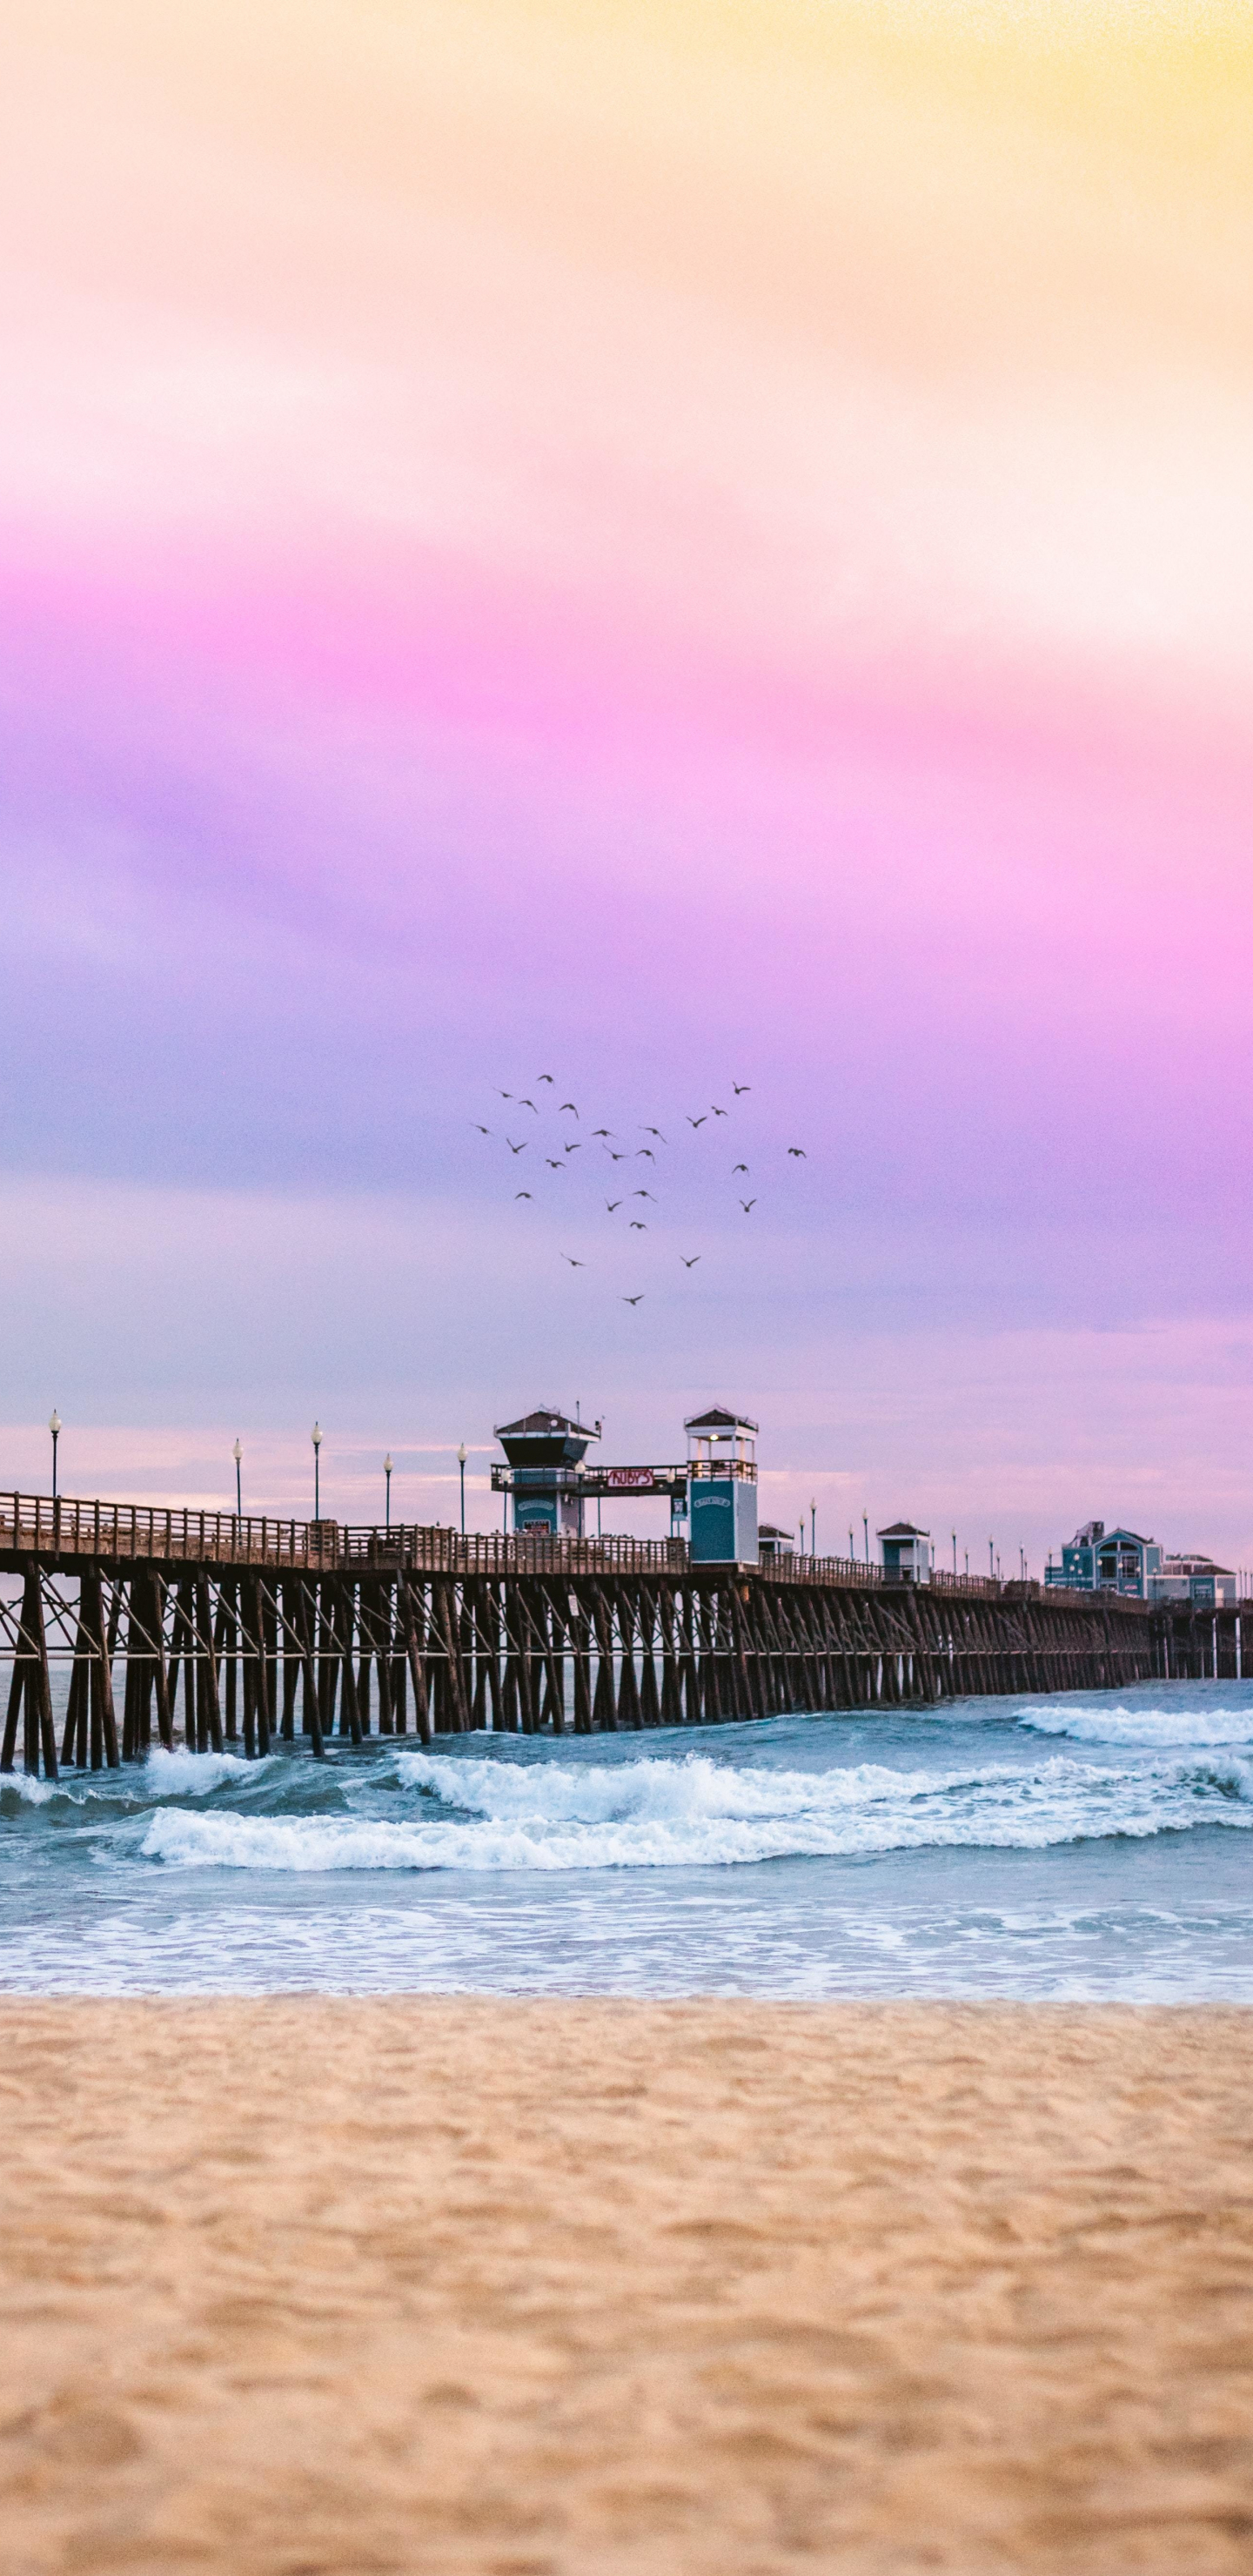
[2,2001,1251,2574]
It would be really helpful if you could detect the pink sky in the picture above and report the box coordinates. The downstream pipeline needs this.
[1,0,1250,1568]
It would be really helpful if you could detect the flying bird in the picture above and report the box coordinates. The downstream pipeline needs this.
[606,1199,624,1212]
[544,1157,565,1170]
[787,1147,807,1158]
[561,1254,586,1267]
[495,1090,513,1100]
[732,1163,748,1174]
[680,1255,701,1269]
[740,1197,756,1213]
[537,1074,554,1084]
[687,1115,707,1130]
[640,1126,666,1140]
[732,1082,750,1096]
[591,1127,615,1139]
[559,1102,579,1116]
[712,1104,728,1117]
[515,1191,533,1200]
[622,1294,645,1306]
[472,1123,491,1135]
[606,1149,627,1161]
[629,1220,647,1231]
[636,1147,655,1161]
[507,1139,526,1155]
[564,1140,582,1153]
[519,1097,539,1114]
[632,1189,656,1202]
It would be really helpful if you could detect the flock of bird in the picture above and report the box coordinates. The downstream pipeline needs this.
[472,1075,808,1306]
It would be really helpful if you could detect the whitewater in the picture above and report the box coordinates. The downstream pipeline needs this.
[3,1680,1252,1998]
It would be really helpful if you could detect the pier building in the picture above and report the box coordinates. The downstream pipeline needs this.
[758,1524,796,1562]
[492,1409,601,1538]
[1149,1554,1236,1609]
[877,1522,933,1586]
[1046,1523,1163,1599]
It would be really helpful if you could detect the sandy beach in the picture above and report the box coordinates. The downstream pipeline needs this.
[2,2001,1251,2574]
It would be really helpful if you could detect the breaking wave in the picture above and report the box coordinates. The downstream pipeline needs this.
[138,1745,1253,1875]
[0,1747,262,1813]
[1020,1703,1253,1749]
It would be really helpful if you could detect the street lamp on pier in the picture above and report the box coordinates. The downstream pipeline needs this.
[384,1453,393,1530]
[458,1443,468,1536]
[232,1439,242,1517]
[862,1511,869,1566]
[988,1539,995,1580]
[312,1421,323,1519]
[811,1499,816,1556]
[49,1409,61,1499]
[952,1530,957,1576]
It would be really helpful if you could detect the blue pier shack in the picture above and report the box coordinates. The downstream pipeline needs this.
[877,1522,933,1585]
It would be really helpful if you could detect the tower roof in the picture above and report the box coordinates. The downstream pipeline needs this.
[493,1409,600,1442]
[683,1405,759,1434]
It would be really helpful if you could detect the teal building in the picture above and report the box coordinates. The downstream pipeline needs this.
[1046,1521,1163,1598]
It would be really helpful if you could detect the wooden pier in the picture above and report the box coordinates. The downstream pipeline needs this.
[0,1487,1210,1781]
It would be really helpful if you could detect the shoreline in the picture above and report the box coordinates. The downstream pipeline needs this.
[3,1999,1252,2573]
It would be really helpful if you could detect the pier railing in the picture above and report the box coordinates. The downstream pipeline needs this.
[0,1491,690,1579]
[0,1490,1156,1606]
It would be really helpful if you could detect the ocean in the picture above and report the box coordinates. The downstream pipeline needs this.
[3,1680,1251,2000]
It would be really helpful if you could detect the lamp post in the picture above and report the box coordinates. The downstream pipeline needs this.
[312,1421,322,1519]
[458,1442,467,1536]
[811,1499,816,1556]
[988,1539,995,1580]
[848,1526,855,1561]
[952,1530,957,1576]
[798,1520,804,1557]
[862,1511,869,1566]
[232,1439,242,1518]
[384,1452,393,1531]
[49,1409,61,1499]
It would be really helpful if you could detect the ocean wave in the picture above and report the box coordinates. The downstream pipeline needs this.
[1021,1702,1253,1749]
[143,1748,262,1795]
[139,1747,1253,1874]
[0,1745,260,1814]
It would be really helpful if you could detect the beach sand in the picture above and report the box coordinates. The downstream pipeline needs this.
[2,2002,1251,2574]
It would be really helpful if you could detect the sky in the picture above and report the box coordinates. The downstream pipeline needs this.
[1,0,1250,1570]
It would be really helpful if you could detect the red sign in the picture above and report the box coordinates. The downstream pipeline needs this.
[606,1466,658,1490]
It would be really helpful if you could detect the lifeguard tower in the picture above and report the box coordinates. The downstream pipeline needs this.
[492,1408,600,1537]
[685,1406,759,1566]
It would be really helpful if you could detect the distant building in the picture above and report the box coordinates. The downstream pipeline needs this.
[758,1523,796,1562]
[878,1521,933,1585]
[1046,1522,1163,1599]
[1149,1555,1236,1609]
